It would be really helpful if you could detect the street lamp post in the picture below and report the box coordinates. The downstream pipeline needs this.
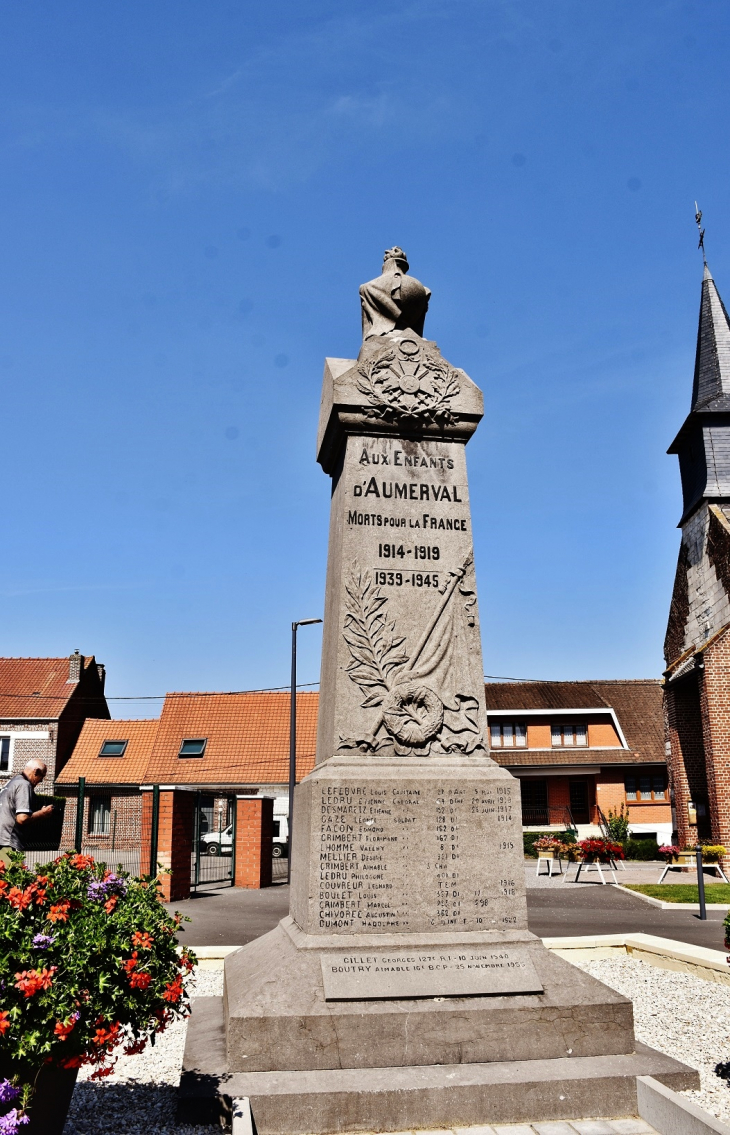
[288,618,322,884]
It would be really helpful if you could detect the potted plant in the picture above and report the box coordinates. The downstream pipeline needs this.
[699,844,726,864]
[605,803,630,844]
[533,837,563,859]
[0,851,196,1135]
[577,837,626,864]
[657,845,680,863]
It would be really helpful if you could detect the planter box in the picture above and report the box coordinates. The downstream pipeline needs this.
[0,1061,78,1135]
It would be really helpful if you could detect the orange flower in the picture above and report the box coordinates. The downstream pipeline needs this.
[178,951,194,973]
[54,1016,77,1040]
[47,901,70,923]
[122,952,139,974]
[69,853,95,869]
[128,971,152,990]
[162,975,184,1004]
[7,886,33,911]
[0,1010,10,1035]
[104,895,118,915]
[15,967,57,997]
[131,932,153,949]
[92,1020,121,1047]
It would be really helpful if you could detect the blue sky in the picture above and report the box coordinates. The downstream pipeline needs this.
[0,0,727,715]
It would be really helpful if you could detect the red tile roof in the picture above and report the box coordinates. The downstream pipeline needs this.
[484,680,664,763]
[56,719,160,784]
[59,691,318,786]
[58,680,665,786]
[145,692,317,785]
[0,656,100,720]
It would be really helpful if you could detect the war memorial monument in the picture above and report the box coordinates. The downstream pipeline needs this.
[182,249,697,1130]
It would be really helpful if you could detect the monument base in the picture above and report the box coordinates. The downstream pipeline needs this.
[222,919,637,1072]
[179,995,698,1132]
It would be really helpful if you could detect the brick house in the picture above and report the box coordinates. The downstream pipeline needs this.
[55,691,318,858]
[57,683,667,848]
[664,262,730,851]
[484,679,670,842]
[0,652,109,792]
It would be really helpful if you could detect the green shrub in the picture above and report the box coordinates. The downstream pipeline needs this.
[624,838,659,860]
[523,830,576,858]
[606,804,630,843]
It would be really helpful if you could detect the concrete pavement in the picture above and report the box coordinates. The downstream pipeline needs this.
[166,862,730,951]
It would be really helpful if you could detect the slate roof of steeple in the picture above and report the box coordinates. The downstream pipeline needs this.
[690,264,730,412]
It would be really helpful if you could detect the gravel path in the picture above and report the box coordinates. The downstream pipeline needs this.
[575,955,730,1124]
[64,968,224,1135]
[64,957,730,1132]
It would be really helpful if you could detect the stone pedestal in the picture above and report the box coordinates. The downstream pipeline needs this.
[180,256,699,1131]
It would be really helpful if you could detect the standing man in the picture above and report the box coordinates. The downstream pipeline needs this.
[0,759,53,867]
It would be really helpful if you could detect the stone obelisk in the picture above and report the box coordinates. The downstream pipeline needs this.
[182,249,698,1133]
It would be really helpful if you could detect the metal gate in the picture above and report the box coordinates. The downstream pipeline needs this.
[191,792,236,889]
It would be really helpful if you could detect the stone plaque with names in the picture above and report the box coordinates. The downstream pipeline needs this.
[321,946,543,1000]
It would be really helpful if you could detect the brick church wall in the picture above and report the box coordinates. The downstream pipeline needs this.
[699,630,730,858]
[665,672,710,848]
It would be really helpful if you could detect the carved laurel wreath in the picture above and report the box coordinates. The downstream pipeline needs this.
[356,344,461,425]
[339,563,482,756]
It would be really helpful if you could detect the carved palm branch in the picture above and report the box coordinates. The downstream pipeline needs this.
[343,565,408,708]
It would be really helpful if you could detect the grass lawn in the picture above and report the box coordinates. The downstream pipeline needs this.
[624,883,730,903]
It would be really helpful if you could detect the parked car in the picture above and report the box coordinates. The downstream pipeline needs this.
[200,824,232,856]
[198,817,289,858]
[273,816,288,858]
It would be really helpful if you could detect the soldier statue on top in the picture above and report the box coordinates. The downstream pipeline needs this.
[359,247,431,342]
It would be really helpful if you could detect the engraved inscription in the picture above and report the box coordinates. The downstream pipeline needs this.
[321,946,543,1000]
[316,779,522,933]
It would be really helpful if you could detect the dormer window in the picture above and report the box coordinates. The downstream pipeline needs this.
[490,722,527,748]
[551,723,588,747]
[98,739,128,757]
[179,738,207,758]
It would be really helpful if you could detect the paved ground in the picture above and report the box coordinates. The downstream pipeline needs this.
[166,861,730,950]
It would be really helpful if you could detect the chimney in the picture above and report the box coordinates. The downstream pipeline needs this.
[96,663,106,691]
[67,650,83,684]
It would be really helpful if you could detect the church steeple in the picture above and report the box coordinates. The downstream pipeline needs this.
[668,264,730,522]
[690,264,730,411]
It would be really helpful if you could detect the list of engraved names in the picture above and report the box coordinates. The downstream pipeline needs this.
[318,780,520,932]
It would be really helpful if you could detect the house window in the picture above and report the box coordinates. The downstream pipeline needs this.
[0,737,9,772]
[625,772,666,802]
[88,797,111,836]
[551,723,588,747]
[98,739,128,757]
[489,723,527,748]
[179,738,207,758]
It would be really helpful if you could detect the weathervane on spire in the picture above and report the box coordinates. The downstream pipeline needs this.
[695,202,707,264]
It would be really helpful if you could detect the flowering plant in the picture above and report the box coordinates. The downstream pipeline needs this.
[577,838,626,863]
[0,852,196,1131]
[698,844,726,864]
[533,838,563,853]
[658,845,681,863]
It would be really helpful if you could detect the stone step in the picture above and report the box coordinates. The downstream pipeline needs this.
[178,998,698,1133]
